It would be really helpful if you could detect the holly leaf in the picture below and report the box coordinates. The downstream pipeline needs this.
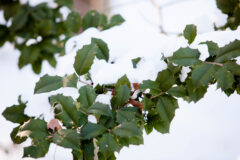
[191,63,219,87]
[167,86,187,98]
[23,140,50,158]
[62,73,78,88]
[18,119,49,139]
[10,126,27,144]
[116,109,137,124]
[78,86,96,109]
[87,102,112,117]
[98,133,121,158]
[65,11,81,33]
[82,10,100,30]
[111,85,131,110]
[224,61,240,76]
[215,68,234,91]
[91,38,109,62]
[115,75,131,90]
[139,80,161,95]
[112,122,142,137]
[183,24,197,44]
[185,78,207,103]
[80,123,106,140]
[132,57,141,68]
[200,41,219,57]
[172,47,200,66]
[34,74,78,94]
[216,0,238,14]
[49,94,79,128]
[215,40,240,63]
[74,43,97,76]
[153,95,179,133]
[107,14,125,28]
[53,129,81,150]
[18,119,50,158]
[11,6,29,31]
[2,96,30,124]
[34,75,62,94]
[82,140,94,160]
[155,69,175,91]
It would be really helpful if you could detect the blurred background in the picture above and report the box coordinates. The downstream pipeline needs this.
[1,0,240,159]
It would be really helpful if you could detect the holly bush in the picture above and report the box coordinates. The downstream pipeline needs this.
[0,0,124,73]
[215,0,240,30]
[2,0,240,160]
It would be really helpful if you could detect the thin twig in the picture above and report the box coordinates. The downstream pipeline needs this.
[204,61,224,67]
[150,92,165,100]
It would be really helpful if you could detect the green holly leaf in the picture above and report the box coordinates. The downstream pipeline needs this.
[78,86,96,109]
[98,133,121,158]
[108,14,125,28]
[142,95,155,111]
[18,119,49,139]
[111,85,131,110]
[81,123,106,139]
[19,119,50,158]
[155,69,175,91]
[215,68,234,91]
[62,73,78,88]
[224,61,240,76]
[191,63,219,87]
[11,6,29,31]
[65,11,81,33]
[82,140,94,160]
[23,140,50,158]
[49,94,79,128]
[2,96,30,124]
[139,80,161,95]
[112,122,142,137]
[153,95,179,133]
[200,41,219,57]
[172,47,200,66]
[144,123,153,135]
[34,75,62,94]
[185,78,207,103]
[91,38,109,62]
[74,43,97,76]
[183,24,197,44]
[10,126,27,144]
[167,86,187,98]
[132,57,141,68]
[116,109,137,124]
[115,75,131,90]
[53,129,81,150]
[34,74,78,94]
[216,0,238,14]
[87,102,112,117]
[215,40,240,63]
[82,10,100,30]
[72,149,83,160]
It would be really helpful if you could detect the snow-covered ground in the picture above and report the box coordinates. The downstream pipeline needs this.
[1,0,240,159]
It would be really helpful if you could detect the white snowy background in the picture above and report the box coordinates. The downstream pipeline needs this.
[1,0,240,159]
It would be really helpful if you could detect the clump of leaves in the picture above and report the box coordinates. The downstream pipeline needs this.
[215,0,240,30]
[0,0,124,74]
[3,24,240,160]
